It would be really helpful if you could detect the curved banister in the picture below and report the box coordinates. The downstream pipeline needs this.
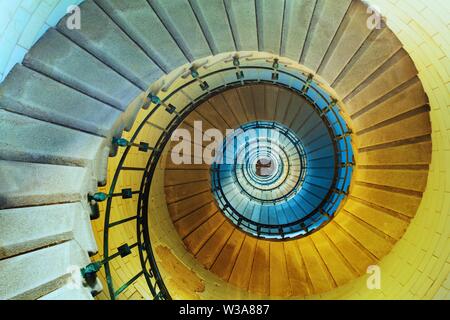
[100,57,355,299]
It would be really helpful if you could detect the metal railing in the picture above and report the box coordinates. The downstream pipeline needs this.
[84,56,355,299]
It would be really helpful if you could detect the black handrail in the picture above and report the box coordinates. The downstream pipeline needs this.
[100,59,355,299]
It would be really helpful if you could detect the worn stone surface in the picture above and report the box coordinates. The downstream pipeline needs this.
[0,160,95,209]
[24,28,141,110]
[0,110,107,180]
[301,0,353,72]
[318,0,372,83]
[281,0,316,61]
[0,241,90,300]
[189,0,236,54]
[39,284,94,300]
[58,0,163,90]
[0,64,122,137]
[0,203,97,259]
[95,0,188,72]
[256,0,284,54]
[149,0,212,61]
[333,27,402,98]
[223,0,258,51]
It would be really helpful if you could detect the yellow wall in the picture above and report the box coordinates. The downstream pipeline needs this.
[314,0,449,299]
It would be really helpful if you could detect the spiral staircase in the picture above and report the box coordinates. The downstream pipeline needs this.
[0,0,447,300]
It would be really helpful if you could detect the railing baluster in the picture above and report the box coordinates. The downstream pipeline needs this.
[102,59,354,298]
[113,271,144,299]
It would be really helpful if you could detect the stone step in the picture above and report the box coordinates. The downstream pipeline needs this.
[228,235,257,290]
[0,160,95,210]
[333,27,402,98]
[196,221,234,269]
[94,0,188,72]
[352,78,428,132]
[0,110,108,183]
[301,0,353,72]
[334,212,393,260]
[318,0,372,84]
[281,0,316,61]
[323,222,375,275]
[296,236,334,293]
[310,231,356,286]
[38,284,94,300]
[149,0,212,61]
[24,28,141,111]
[256,0,284,54]
[0,65,123,138]
[0,240,91,300]
[0,203,97,259]
[345,51,418,115]
[174,202,219,238]
[57,0,164,91]
[248,240,270,296]
[224,0,258,51]
[186,0,235,54]
[356,168,429,193]
[357,111,431,149]
[184,212,225,255]
[344,199,409,240]
[357,141,432,166]
[283,241,310,296]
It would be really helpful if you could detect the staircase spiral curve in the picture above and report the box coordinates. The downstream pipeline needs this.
[0,0,446,300]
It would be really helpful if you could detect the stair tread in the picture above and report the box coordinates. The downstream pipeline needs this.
[345,51,418,115]
[0,109,106,178]
[189,0,236,54]
[58,0,164,90]
[0,203,97,259]
[248,240,270,296]
[318,0,372,83]
[269,242,292,297]
[149,0,212,61]
[196,220,234,269]
[24,28,141,110]
[0,160,94,210]
[333,27,402,98]
[0,240,90,300]
[281,0,316,61]
[0,65,121,137]
[95,0,188,71]
[301,0,353,72]
[224,0,258,51]
[228,235,257,290]
[256,0,284,54]
[353,79,428,131]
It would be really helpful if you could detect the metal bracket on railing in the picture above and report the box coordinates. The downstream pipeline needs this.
[272,58,280,81]
[233,56,244,80]
[88,192,109,203]
[320,98,338,117]
[147,93,178,116]
[112,137,151,153]
[88,188,135,207]
[339,162,355,168]
[81,261,103,288]
[334,131,352,141]
[81,243,133,288]
[302,73,314,94]
[190,67,209,91]
[319,209,332,219]
[87,192,109,220]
